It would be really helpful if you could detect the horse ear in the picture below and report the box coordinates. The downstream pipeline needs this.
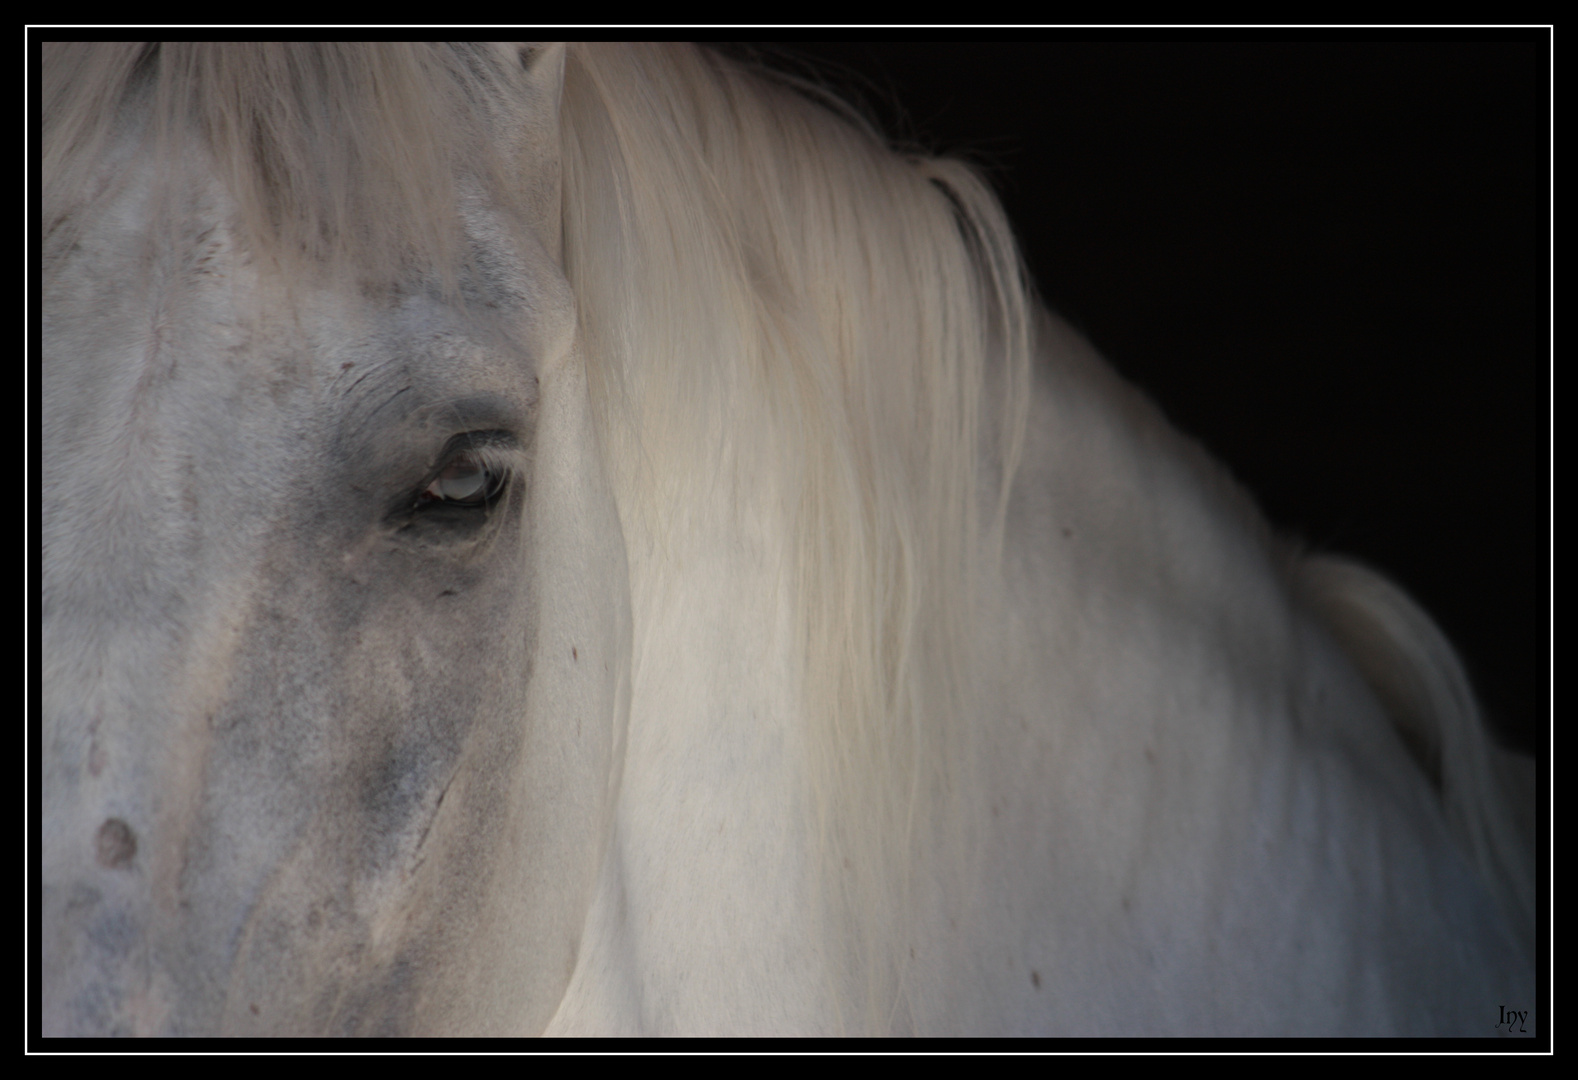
[482,42,568,260]
[491,42,567,99]
[514,42,567,78]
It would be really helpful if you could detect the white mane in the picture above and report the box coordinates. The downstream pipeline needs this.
[560,43,1033,1028]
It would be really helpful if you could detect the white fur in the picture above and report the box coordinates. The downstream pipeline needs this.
[41,42,1534,1036]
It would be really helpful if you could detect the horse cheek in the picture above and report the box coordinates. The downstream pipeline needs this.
[421,352,630,1035]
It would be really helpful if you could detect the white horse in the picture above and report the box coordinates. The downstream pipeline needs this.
[39,42,1536,1037]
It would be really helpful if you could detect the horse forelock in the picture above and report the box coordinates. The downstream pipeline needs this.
[42,42,531,294]
[560,42,1034,1030]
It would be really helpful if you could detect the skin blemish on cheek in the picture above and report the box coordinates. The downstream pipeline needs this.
[95,818,137,870]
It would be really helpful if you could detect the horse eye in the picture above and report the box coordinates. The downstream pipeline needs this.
[420,453,500,505]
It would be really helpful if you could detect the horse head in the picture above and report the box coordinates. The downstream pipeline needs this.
[42,42,631,1036]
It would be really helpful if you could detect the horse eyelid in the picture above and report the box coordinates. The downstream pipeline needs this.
[418,436,517,507]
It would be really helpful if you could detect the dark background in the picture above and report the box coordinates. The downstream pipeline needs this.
[732,38,1548,757]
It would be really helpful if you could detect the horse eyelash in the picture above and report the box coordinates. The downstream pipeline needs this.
[417,436,517,508]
